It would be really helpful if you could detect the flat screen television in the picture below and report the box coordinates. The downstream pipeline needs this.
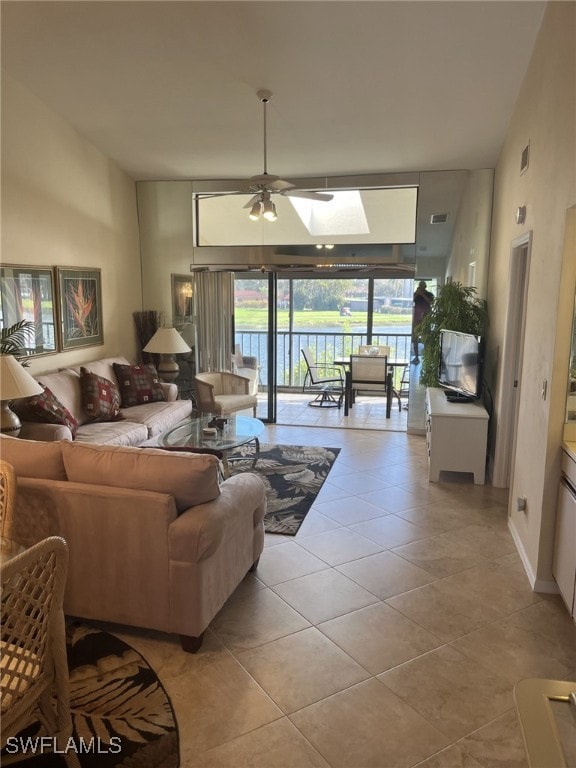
[438,329,484,401]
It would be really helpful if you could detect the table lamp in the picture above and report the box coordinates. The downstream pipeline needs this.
[0,354,44,436]
[143,327,192,383]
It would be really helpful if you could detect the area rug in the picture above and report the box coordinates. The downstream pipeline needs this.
[14,622,179,768]
[229,443,340,535]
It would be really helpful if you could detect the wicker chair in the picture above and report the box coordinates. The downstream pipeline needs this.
[0,460,16,540]
[0,536,80,767]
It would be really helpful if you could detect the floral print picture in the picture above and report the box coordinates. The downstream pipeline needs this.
[57,267,103,349]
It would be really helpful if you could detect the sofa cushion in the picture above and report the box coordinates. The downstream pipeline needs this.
[120,399,193,437]
[25,386,79,436]
[74,420,149,446]
[0,435,66,480]
[28,368,85,425]
[61,442,221,511]
[80,368,124,423]
[69,356,129,389]
[113,363,165,408]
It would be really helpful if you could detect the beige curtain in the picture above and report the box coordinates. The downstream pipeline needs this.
[194,271,234,371]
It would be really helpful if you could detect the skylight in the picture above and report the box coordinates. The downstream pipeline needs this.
[288,191,370,236]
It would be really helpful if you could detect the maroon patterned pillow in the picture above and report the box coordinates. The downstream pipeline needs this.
[26,385,79,436]
[80,368,124,423]
[112,363,165,408]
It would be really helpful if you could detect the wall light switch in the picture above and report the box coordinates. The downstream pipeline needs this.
[541,379,548,400]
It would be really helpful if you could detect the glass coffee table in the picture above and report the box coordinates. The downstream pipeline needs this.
[159,414,265,478]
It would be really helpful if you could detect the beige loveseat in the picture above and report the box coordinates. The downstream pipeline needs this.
[15,356,192,446]
[1,435,266,652]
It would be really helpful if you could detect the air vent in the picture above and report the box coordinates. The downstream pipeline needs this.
[430,213,448,224]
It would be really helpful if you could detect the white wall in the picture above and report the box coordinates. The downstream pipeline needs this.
[487,2,576,587]
[1,73,142,374]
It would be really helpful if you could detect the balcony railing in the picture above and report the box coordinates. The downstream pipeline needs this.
[235,330,412,389]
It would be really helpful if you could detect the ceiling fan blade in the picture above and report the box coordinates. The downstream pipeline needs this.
[267,178,295,191]
[282,190,334,202]
[242,194,261,209]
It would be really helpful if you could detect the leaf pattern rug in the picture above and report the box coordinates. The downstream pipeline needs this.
[15,622,179,768]
[229,443,340,535]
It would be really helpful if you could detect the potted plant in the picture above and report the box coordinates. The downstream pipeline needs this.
[417,282,488,388]
[0,320,35,365]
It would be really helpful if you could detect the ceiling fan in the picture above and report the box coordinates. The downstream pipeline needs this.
[242,90,334,221]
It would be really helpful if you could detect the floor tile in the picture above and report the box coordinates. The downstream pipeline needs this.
[391,533,492,577]
[318,602,443,674]
[271,568,379,624]
[314,495,389,525]
[210,587,310,652]
[385,578,503,642]
[450,601,576,683]
[413,743,483,768]
[350,513,430,548]
[236,627,369,714]
[255,541,329,586]
[296,527,383,566]
[441,523,517,559]
[184,718,330,767]
[439,562,543,616]
[378,645,514,741]
[337,550,437,599]
[290,678,449,768]
[168,649,282,755]
[456,709,529,768]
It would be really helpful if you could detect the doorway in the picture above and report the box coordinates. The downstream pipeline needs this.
[234,273,417,426]
[492,232,532,487]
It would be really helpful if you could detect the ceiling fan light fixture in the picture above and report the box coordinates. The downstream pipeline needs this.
[249,200,262,220]
[262,198,277,221]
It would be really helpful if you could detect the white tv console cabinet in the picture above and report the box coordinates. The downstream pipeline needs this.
[425,387,489,484]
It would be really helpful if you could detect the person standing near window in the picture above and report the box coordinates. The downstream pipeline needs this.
[412,281,434,362]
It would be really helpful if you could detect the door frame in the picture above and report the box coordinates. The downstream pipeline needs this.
[492,231,532,488]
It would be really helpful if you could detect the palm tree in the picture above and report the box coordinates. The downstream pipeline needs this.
[0,320,36,365]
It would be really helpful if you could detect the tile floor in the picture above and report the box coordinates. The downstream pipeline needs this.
[112,424,576,768]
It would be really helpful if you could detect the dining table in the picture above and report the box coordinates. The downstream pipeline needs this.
[334,356,408,418]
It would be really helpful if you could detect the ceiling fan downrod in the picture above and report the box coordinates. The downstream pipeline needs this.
[257,90,272,177]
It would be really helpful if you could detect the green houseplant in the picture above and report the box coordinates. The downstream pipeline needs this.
[417,282,488,388]
[0,320,36,365]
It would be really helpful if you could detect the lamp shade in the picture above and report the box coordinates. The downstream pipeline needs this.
[0,355,43,400]
[143,327,192,355]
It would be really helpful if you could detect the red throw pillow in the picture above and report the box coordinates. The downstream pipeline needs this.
[26,385,79,436]
[112,363,165,408]
[80,367,124,422]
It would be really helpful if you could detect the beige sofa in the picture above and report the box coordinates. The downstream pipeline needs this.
[15,356,192,446]
[1,435,266,652]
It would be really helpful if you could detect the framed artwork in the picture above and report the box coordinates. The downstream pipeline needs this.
[171,274,194,325]
[0,265,59,356]
[57,267,103,350]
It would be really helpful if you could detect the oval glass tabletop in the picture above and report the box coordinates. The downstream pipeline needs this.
[160,413,264,452]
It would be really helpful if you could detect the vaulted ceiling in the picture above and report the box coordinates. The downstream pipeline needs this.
[1,1,546,182]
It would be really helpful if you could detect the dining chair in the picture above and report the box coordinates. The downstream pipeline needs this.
[1,536,80,767]
[358,344,391,357]
[301,348,344,408]
[0,460,16,540]
[345,354,392,416]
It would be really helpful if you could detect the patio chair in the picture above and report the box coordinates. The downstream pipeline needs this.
[195,371,257,416]
[1,536,80,767]
[358,344,391,357]
[345,354,392,416]
[232,345,259,395]
[301,347,344,408]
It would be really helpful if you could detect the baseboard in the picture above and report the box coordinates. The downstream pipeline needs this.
[508,518,559,595]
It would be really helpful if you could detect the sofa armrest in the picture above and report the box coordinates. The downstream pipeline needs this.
[18,422,73,442]
[161,382,178,402]
[168,473,266,563]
